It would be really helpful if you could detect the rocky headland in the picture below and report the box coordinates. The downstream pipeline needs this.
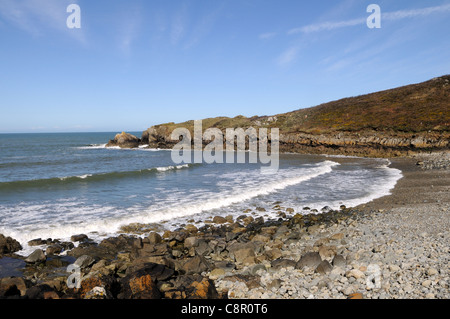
[110,75,449,158]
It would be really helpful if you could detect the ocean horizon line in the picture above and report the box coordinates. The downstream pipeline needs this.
[0,130,144,135]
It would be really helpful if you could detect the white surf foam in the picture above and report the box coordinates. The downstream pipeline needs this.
[155,164,190,172]
[1,159,403,257]
[298,160,402,212]
[76,143,107,150]
[127,160,340,224]
[0,161,339,255]
[323,154,365,159]
[59,174,93,181]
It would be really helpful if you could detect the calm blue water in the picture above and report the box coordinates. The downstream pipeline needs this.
[0,132,402,254]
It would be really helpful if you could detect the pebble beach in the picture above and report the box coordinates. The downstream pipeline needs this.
[0,152,448,300]
[214,154,449,299]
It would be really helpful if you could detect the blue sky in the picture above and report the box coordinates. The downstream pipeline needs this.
[1,0,449,133]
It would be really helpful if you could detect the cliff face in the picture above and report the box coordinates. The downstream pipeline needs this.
[140,127,448,157]
[278,130,449,157]
[134,75,450,157]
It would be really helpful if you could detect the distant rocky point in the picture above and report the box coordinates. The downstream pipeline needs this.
[106,132,141,149]
[109,75,450,157]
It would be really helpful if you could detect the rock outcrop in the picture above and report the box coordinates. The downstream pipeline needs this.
[137,127,449,157]
[277,130,449,157]
[106,132,141,149]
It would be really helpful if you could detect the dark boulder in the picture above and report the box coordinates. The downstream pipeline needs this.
[332,254,347,268]
[271,258,297,270]
[68,245,113,261]
[145,232,162,244]
[137,243,172,258]
[99,234,140,255]
[25,249,46,264]
[0,277,27,298]
[74,255,96,269]
[315,260,333,274]
[25,284,58,299]
[118,269,161,299]
[179,255,211,275]
[125,262,174,282]
[27,238,47,246]
[0,234,22,256]
[70,234,89,242]
[165,275,219,299]
[68,235,138,261]
[295,252,322,269]
[46,244,64,256]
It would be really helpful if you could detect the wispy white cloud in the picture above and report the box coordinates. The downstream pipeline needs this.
[287,4,450,35]
[383,4,450,20]
[277,3,450,68]
[259,32,277,40]
[171,4,189,45]
[288,17,364,35]
[117,6,142,55]
[184,5,224,49]
[0,0,86,44]
[322,20,432,74]
[277,46,299,66]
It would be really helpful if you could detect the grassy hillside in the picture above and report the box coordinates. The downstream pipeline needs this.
[153,75,449,135]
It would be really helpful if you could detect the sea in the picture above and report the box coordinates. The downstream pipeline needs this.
[0,132,402,255]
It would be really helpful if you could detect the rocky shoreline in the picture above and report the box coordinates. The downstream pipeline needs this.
[1,155,449,300]
[0,208,386,299]
[413,151,450,170]
[109,127,449,159]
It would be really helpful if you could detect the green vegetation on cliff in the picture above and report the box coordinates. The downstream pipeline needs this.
[152,75,449,135]
[137,75,449,156]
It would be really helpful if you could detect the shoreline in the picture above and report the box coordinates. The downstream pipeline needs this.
[1,152,449,299]
[355,154,449,211]
[1,152,399,256]
[212,155,449,299]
